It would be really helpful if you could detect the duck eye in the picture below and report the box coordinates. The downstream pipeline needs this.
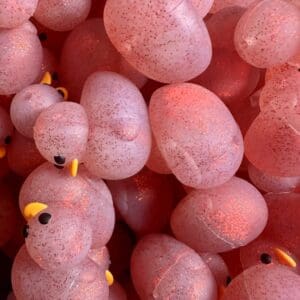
[52,72,59,81]
[260,253,272,264]
[38,32,48,41]
[4,135,11,145]
[39,213,52,225]
[54,155,66,165]
[23,225,29,238]
[226,276,232,286]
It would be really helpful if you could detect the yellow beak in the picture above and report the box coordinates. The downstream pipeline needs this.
[105,270,114,286]
[274,248,297,268]
[23,202,48,220]
[40,71,52,85]
[0,146,6,159]
[70,159,79,177]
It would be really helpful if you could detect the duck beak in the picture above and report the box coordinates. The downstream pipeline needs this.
[274,248,297,268]
[70,159,79,177]
[0,146,6,159]
[23,202,48,220]
[105,270,114,286]
[40,71,52,85]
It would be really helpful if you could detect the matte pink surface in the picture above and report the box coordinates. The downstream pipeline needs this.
[259,72,300,115]
[248,163,300,193]
[34,0,91,31]
[11,84,63,138]
[200,253,230,286]
[0,0,38,29]
[20,162,115,248]
[34,102,89,165]
[88,246,110,271]
[81,71,151,180]
[240,238,300,274]
[0,22,43,95]
[240,193,300,273]
[191,0,214,17]
[265,63,299,83]
[131,234,217,300]
[171,177,268,253]
[104,0,212,83]
[222,264,300,300]
[149,83,244,189]
[245,111,300,177]
[12,245,109,300]
[25,206,93,270]
[146,136,171,175]
[234,0,300,68]
[210,0,257,13]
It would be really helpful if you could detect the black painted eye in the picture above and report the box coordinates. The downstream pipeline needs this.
[23,225,29,238]
[38,32,48,41]
[260,253,272,264]
[226,276,232,286]
[39,213,52,225]
[4,135,11,145]
[54,155,65,165]
[52,72,59,81]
